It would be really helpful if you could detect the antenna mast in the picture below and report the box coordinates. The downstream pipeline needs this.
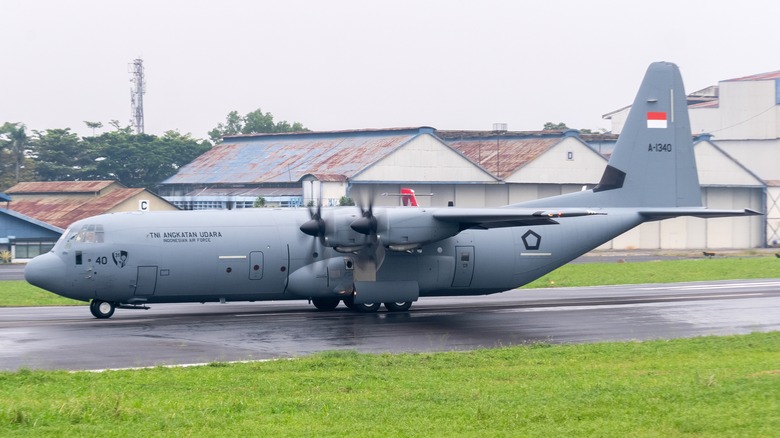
[129,58,145,134]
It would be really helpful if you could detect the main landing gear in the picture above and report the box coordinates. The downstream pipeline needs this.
[89,299,116,319]
[312,296,413,313]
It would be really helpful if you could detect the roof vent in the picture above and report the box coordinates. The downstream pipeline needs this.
[492,123,507,132]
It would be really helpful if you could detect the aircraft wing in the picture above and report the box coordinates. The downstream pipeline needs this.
[639,208,762,222]
[432,208,605,230]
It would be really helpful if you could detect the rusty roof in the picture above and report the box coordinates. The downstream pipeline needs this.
[6,181,120,195]
[185,187,303,197]
[8,188,145,229]
[438,131,564,179]
[162,128,433,185]
[724,69,780,82]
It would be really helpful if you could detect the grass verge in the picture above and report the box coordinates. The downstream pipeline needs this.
[0,281,83,306]
[1,332,778,436]
[524,257,778,288]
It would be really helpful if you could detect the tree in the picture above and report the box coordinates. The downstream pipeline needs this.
[543,122,569,131]
[91,129,211,190]
[0,122,30,185]
[84,121,103,136]
[26,126,210,190]
[29,128,93,181]
[208,108,307,143]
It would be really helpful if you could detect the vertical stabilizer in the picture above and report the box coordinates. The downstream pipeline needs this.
[513,62,702,209]
[593,62,700,207]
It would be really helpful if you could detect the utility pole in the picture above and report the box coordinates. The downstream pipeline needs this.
[129,58,145,134]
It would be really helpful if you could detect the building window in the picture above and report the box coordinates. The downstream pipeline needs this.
[567,151,574,160]
[14,242,56,259]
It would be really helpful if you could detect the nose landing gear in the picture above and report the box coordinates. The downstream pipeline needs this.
[89,299,116,319]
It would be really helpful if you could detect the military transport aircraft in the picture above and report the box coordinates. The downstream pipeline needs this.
[25,62,759,318]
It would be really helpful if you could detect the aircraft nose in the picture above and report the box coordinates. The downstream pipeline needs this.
[25,252,66,292]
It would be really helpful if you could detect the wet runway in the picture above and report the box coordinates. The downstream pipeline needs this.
[1,278,779,371]
[0,264,25,281]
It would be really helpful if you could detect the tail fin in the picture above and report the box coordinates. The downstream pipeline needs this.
[592,62,700,207]
[400,188,419,207]
[515,62,701,209]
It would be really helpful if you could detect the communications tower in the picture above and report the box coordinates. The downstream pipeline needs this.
[129,58,145,134]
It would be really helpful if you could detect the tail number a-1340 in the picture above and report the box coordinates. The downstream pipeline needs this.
[648,143,672,152]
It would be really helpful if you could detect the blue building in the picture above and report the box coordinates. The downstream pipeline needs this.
[1,192,63,261]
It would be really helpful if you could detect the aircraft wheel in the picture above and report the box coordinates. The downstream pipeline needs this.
[352,302,381,313]
[311,298,340,311]
[384,301,412,312]
[89,300,115,319]
[342,295,356,309]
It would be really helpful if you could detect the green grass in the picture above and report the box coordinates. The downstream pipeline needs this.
[0,281,84,307]
[1,333,778,436]
[524,257,778,288]
[2,256,778,307]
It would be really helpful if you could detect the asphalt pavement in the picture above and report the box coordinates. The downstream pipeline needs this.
[1,279,779,371]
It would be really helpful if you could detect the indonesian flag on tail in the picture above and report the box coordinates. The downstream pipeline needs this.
[647,111,668,129]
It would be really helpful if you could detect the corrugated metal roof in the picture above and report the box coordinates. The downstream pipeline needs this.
[162,128,429,185]
[724,70,780,82]
[0,207,65,233]
[6,181,119,195]
[8,188,145,229]
[689,100,719,109]
[438,131,563,179]
[186,187,303,197]
[304,173,348,182]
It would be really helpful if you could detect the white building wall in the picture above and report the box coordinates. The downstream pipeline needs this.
[714,139,780,181]
[506,138,607,184]
[355,134,495,183]
[454,185,487,207]
[321,181,348,206]
[689,108,720,136]
[717,80,778,140]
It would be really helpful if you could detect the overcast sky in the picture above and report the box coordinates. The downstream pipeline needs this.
[3,0,778,140]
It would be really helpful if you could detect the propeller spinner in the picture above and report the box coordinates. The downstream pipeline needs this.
[300,204,327,246]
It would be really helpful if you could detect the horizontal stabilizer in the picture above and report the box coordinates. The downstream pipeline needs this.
[639,208,762,222]
[433,208,605,230]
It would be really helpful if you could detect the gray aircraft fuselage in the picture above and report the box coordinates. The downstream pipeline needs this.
[24,62,759,318]
[28,208,640,305]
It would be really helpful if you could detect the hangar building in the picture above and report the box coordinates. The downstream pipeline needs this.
[158,127,764,249]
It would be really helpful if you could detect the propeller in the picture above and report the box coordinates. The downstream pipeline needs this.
[349,195,386,281]
[350,200,378,236]
[300,204,327,247]
[298,191,388,282]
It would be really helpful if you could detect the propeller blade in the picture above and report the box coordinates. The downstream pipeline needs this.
[352,190,378,235]
[352,237,386,282]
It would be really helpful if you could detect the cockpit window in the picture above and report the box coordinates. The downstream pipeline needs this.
[64,224,104,248]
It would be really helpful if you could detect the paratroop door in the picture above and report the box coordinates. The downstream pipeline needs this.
[451,246,474,287]
[135,266,158,296]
